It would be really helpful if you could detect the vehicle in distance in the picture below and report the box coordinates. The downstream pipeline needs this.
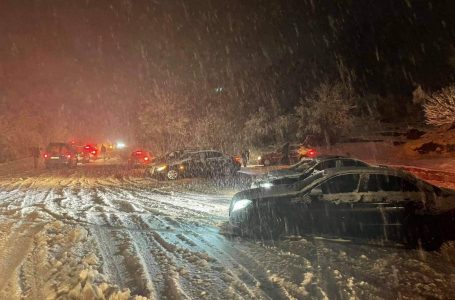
[148,150,241,180]
[252,156,370,188]
[78,144,98,162]
[257,144,316,166]
[43,142,78,168]
[128,150,154,167]
[229,167,455,250]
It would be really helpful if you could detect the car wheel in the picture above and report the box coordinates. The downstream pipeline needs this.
[167,169,179,180]
[263,159,271,166]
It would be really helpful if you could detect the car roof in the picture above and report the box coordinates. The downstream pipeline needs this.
[315,155,358,160]
[322,166,414,179]
[291,166,422,193]
[188,150,221,154]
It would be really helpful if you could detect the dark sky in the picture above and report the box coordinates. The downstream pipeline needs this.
[1,0,454,139]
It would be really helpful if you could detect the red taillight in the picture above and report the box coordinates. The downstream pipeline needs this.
[92,151,96,154]
[84,146,90,149]
[135,151,142,155]
[144,157,149,161]
[67,154,71,159]
[43,153,48,158]
[307,149,316,157]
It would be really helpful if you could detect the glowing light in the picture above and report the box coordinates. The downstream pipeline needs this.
[156,165,167,171]
[116,142,126,149]
[232,199,252,212]
[261,182,273,188]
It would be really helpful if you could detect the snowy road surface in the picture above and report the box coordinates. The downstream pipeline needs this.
[0,162,454,299]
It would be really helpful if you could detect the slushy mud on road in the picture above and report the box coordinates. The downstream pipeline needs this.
[0,163,454,299]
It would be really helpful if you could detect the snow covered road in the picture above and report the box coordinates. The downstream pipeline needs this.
[0,164,454,299]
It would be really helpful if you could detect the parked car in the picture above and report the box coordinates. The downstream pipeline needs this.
[252,156,370,187]
[43,142,78,168]
[257,144,317,166]
[80,144,98,162]
[128,150,154,167]
[229,167,455,250]
[148,150,241,180]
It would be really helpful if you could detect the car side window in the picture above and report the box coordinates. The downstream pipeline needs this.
[319,174,360,194]
[206,151,222,158]
[314,160,337,171]
[340,159,367,167]
[401,179,419,192]
[363,174,419,192]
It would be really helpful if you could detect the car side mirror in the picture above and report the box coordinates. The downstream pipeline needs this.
[309,188,323,199]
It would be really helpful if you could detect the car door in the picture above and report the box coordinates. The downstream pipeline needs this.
[353,174,422,241]
[205,151,223,174]
[300,174,361,236]
[186,153,205,175]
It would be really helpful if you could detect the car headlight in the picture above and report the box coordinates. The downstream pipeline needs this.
[231,199,252,212]
[257,156,262,160]
[156,165,167,172]
[261,182,273,188]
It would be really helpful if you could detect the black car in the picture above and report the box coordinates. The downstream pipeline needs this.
[148,150,241,180]
[43,142,78,168]
[252,156,370,188]
[230,167,455,250]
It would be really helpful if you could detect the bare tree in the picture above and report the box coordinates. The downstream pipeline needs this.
[424,85,455,127]
[295,82,355,146]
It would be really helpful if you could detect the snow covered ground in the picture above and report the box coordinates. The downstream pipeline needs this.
[0,160,454,299]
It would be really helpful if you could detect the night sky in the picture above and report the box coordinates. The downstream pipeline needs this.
[1,0,454,139]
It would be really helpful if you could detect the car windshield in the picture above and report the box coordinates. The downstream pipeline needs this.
[290,171,325,191]
[47,144,72,154]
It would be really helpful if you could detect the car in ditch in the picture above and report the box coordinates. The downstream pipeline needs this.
[229,167,455,250]
[148,150,241,180]
[252,156,370,188]
[43,142,78,168]
[257,144,316,166]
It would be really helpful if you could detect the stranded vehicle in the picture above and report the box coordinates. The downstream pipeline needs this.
[148,150,241,180]
[128,150,154,167]
[257,144,317,166]
[252,156,370,187]
[229,167,455,250]
[43,142,78,168]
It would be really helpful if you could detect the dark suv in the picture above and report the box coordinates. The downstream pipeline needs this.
[148,150,241,180]
[43,143,78,168]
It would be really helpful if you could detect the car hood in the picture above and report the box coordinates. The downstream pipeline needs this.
[233,184,298,202]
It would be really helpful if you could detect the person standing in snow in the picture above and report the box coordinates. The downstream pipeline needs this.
[31,146,40,169]
[241,149,250,167]
[100,144,107,161]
